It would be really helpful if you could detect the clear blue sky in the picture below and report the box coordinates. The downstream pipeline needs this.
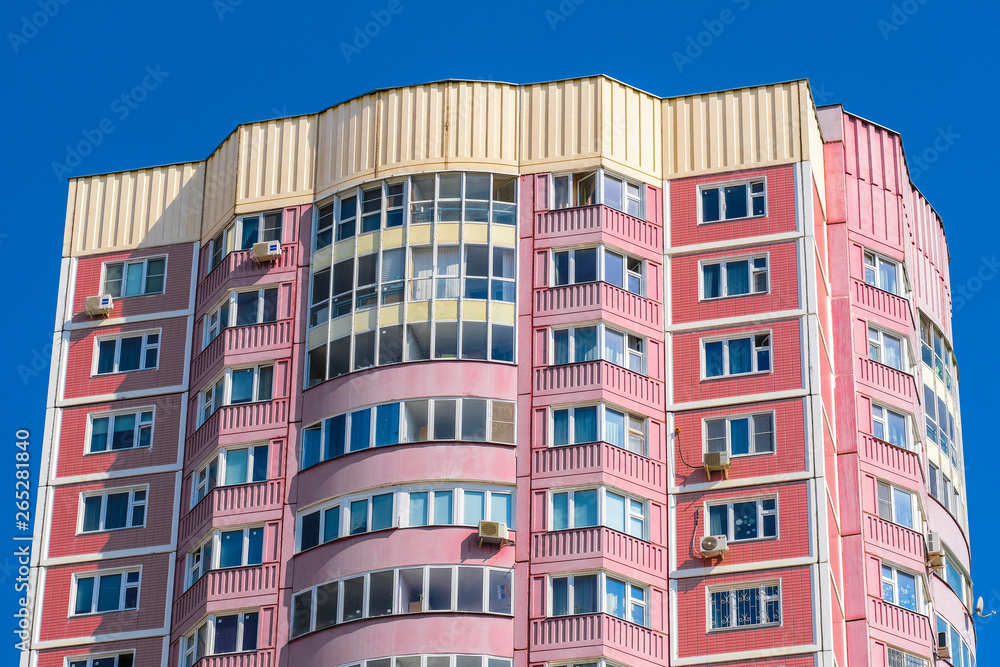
[2,0,997,661]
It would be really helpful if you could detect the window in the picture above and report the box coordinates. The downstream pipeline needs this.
[551,169,643,218]
[927,463,955,514]
[186,527,264,589]
[707,497,777,542]
[210,211,282,270]
[701,256,768,299]
[881,564,919,611]
[192,445,269,507]
[103,257,166,298]
[935,617,971,667]
[73,569,140,614]
[69,654,135,667]
[924,383,957,464]
[182,611,259,667]
[552,246,644,295]
[199,365,274,425]
[704,412,774,456]
[192,458,217,506]
[700,180,765,223]
[944,552,968,604]
[80,488,146,532]
[887,647,929,667]
[551,404,646,455]
[703,332,771,378]
[872,405,909,450]
[552,324,644,373]
[88,409,153,452]
[204,288,279,347]
[550,487,646,539]
[333,656,512,667]
[94,332,159,374]
[921,316,954,388]
[863,251,901,295]
[300,399,515,469]
[291,565,513,637]
[868,326,905,371]
[876,481,915,529]
[709,582,780,629]
[549,571,646,625]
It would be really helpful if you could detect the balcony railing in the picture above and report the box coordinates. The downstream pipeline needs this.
[863,514,925,564]
[531,527,665,577]
[534,361,663,412]
[858,433,923,487]
[195,649,274,667]
[198,244,298,308]
[192,320,294,386]
[175,563,279,629]
[186,399,289,466]
[530,614,664,662]
[868,597,932,645]
[534,206,662,260]
[857,357,915,401]
[852,279,912,328]
[532,442,664,492]
[534,282,663,335]
[179,480,284,546]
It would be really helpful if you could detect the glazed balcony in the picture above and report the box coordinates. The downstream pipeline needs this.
[534,206,662,261]
[179,480,284,548]
[531,527,666,579]
[534,361,663,413]
[867,597,932,648]
[863,514,925,566]
[197,244,298,309]
[194,649,274,667]
[530,614,665,666]
[856,357,916,403]
[852,279,913,329]
[186,399,289,467]
[532,442,664,496]
[858,433,923,488]
[534,282,663,339]
[192,320,294,388]
[175,563,280,631]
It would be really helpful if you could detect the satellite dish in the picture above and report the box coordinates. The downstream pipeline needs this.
[977,596,985,615]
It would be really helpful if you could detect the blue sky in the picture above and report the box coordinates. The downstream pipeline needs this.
[2,0,997,661]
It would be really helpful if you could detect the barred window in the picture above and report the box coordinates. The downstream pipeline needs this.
[709,582,780,629]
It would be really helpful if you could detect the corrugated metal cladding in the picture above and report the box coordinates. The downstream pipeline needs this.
[65,162,204,257]
[66,75,834,253]
[910,189,952,337]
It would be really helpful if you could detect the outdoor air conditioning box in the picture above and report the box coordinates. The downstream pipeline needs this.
[478,520,509,544]
[937,631,951,660]
[700,535,729,558]
[252,240,281,263]
[703,451,730,472]
[85,294,114,317]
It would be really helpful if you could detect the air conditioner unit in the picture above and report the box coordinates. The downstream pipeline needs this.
[84,294,114,317]
[252,240,282,263]
[703,451,730,478]
[700,535,729,559]
[478,520,509,545]
[926,532,945,567]
[937,631,951,660]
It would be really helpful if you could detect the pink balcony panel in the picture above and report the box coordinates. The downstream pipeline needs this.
[863,514,925,565]
[534,361,663,413]
[192,320,294,387]
[858,433,923,488]
[531,527,665,579]
[532,442,664,495]
[533,283,663,338]
[852,279,913,329]
[534,206,663,261]
[195,650,274,667]
[179,480,284,547]
[186,399,289,467]
[530,614,665,666]
[867,597,932,649]
[175,563,279,631]
[197,244,298,308]
[856,357,916,403]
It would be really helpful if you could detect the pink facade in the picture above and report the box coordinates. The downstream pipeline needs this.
[28,79,973,667]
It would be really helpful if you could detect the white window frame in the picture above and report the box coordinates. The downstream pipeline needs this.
[198,364,275,425]
[185,525,265,589]
[872,404,911,451]
[549,486,647,540]
[705,496,778,543]
[702,411,775,457]
[551,245,645,296]
[550,169,644,219]
[876,480,918,530]
[701,331,772,379]
[707,580,781,631]
[881,562,923,613]
[78,487,147,533]
[203,286,280,348]
[868,325,907,372]
[697,178,767,224]
[182,609,260,665]
[863,250,903,296]
[68,651,136,667]
[549,403,647,455]
[547,570,648,626]
[71,567,141,615]
[551,323,645,374]
[210,211,282,270]
[86,407,154,453]
[699,253,769,300]
[102,256,167,298]
[93,331,160,375]
[191,444,268,509]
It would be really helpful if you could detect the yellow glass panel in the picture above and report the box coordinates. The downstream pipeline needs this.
[307,322,328,349]
[437,223,460,243]
[383,227,404,248]
[464,223,488,244]
[492,224,516,247]
[329,315,352,340]
[407,300,431,322]
[333,238,356,262]
[435,300,459,320]
[463,301,487,321]
[312,245,332,272]
[380,304,403,326]
[354,308,377,331]
[357,231,379,254]
[491,302,516,324]
[409,224,432,245]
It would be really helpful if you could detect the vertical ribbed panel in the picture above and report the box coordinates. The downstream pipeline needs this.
[202,130,240,239]
[237,115,316,206]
